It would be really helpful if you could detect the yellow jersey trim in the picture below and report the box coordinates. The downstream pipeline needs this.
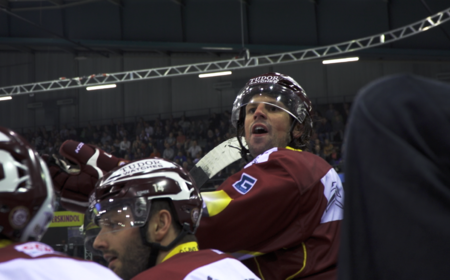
[202,190,233,217]
[285,146,302,152]
[0,239,13,249]
[255,257,266,280]
[286,242,307,280]
[233,250,265,259]
[161,241,199,263]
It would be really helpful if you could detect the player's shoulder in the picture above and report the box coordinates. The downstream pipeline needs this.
[137,250,258,280]
[245,147,330,169]
[0,241,64,262]
[0,242,120,280]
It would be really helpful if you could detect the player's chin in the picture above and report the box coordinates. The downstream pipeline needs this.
[249,141,271,157]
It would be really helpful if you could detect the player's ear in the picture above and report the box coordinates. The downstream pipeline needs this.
[151,210,172,242]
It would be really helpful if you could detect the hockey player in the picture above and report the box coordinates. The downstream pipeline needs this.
[49,72,343,279]
[338,74,450,280]
[195,72,344,279]
[85,158,259,280]
[0,127,120,280]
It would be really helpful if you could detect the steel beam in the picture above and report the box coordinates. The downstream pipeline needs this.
[1,7,449,97]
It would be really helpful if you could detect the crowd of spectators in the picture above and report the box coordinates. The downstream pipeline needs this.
[17,102,351,189]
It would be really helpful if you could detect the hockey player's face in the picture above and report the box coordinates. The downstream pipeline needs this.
[244,95,292,157]
[93,208,151,280]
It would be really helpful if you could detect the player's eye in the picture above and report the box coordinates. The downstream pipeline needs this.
[246,106,256,114]
[267,105,280,112]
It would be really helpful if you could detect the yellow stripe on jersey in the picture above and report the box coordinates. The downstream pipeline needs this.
[286,242,307,280]
[285,146,303,152]
[201,190,233,217]
[232,250,265,260]
[254,257,266,280]
[0,239,13,248]
[161,241,199,263]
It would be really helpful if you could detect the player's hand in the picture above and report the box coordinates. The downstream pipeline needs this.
[48,140,128,213]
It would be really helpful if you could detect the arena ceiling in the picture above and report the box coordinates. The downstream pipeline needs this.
[0,0,449,61]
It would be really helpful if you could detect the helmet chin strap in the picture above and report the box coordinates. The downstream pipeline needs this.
[139,222,190,269]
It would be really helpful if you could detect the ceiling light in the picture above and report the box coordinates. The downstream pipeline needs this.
[0,96,12,101]
[86,84,117,91]
[199,71,232,78]
[322,57,359,65]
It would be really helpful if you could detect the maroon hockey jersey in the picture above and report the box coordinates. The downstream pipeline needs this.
[132,241,259,280]
[196,148,344,280]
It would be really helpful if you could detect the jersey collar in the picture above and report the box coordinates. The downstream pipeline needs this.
[161,241,199,263]
[286,146,302,152]
[0,239,13,249]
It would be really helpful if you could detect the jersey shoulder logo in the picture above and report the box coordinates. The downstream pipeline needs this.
[232,173,257,195]
[15,242,56,258]
[320,169,344,223]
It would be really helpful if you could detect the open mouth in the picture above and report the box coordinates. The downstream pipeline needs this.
[252,124,268,134]
[104,255,118,268]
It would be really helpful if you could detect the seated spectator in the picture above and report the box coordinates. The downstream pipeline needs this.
[92,131,101,144]
[119,136,130,157]
[214,128,222,138]
[144,121,154,137]
[323,139,335,161]
[144,141,154,157]
[150,147,161,158]
[178,115,191,133]
[174,142,185,157]
[316,117,332,143]
[193,151,202,164]
[182,161,193,172]
[162,142,175,160]
[101,132,112,146]
[174,150,187,164]
[165,132,176,147]
[313,144,326,160]
[205,129,215,152]
[186,140,202,159]
[131,135,142,152]
[331,110,345,142]
[176,130,186,146]
[133,147,145,160]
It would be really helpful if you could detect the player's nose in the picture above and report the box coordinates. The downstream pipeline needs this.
[253,103,267,120]
[92,231,108,250]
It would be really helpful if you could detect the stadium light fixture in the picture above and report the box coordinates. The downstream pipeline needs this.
[86,84,117,91]
[199,71,232,78]
[322,57,359,65]
[0,96,12,101]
